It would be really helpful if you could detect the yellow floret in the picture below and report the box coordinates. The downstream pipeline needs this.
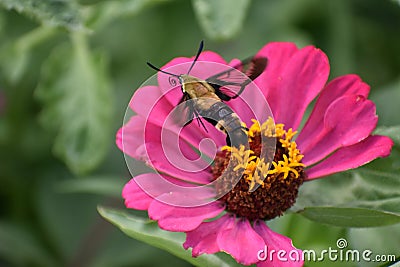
[222,119,305,189]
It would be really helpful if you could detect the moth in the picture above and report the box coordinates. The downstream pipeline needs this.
[147,41,267,147]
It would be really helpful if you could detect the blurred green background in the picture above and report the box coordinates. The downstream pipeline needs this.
[0,0,399,266]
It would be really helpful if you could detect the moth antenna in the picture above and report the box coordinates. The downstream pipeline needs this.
[147,62,179,77]
[187,40,204,75]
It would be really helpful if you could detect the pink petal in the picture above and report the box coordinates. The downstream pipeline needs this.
[256,44,329,130]
[134,174,217,207]
[121,95,221,182]
[148,198,224,232]
[228,58,242,66]
[122,175,155,210]
[118,115,219,184]
[183,214,234,256]
[255,42,299,100]
[122,173,196,210]
[161,51,227,73]
[128,84,225,156]
[156,189,218,207]
[217,218,265,265]
[274,46,330,130]
[116,116,147,160]
[301,95,378,166]
[254,221,303,267]
[148,90,226,154]
[297,74,370,147]
[306,135,393,180]
[228,79,275,127]
[129,85,167,126]
[143,122,213,184]
[123,172,219,212]
[199,51,227,64]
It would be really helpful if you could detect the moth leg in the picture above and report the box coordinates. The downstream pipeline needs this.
[193,109,209,133]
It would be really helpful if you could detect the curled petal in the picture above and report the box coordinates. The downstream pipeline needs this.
[122,173,197,210]
[297,74,370,146]
[122,174,155,210]
[148,198,224,232]
[300,95,378,166]
[254,221,303,267]
[217,218,265,265]
[306,135,393,180]
[116,116,147,160]
[184,214,234,256]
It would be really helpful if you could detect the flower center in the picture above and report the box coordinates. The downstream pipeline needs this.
[212,118,306,221]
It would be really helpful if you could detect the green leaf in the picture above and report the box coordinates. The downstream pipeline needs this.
[0,221,56,267]
[57,175,124,197]
[293,169,400,227]
[0,26,56,84]
[0,0,84,31]
[375,126,400,146]
[98,206,233,267]
[192,0,251,41]
[84,0,170,30]
[36,32,113,175]
[299,207,400,228]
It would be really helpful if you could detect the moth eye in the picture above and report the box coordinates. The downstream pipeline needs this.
[169,76,178,86]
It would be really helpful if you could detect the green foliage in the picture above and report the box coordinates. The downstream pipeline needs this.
[294,125,400,228]
[35,33,113,175]
[349,224,400,267]
[98,207,236,267]
[0,0,83,30]
[294,167,400,227]
[0,0,400,266]
[192,0,251,41]
[372,80,400,127]
[0,26,56,84]
[299,207,400,227]
[57,175,124,197]
[375,126,400,145]
[84,0,171,29]
[0,222,56,267]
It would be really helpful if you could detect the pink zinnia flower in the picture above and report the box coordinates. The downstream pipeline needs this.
[117,42,393,266]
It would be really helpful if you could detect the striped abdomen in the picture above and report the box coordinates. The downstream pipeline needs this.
[197,101,247,147]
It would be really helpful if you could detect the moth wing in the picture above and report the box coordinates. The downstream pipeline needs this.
[172,93,193,124]
[172,93,208,132]
[206,57,267,100]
